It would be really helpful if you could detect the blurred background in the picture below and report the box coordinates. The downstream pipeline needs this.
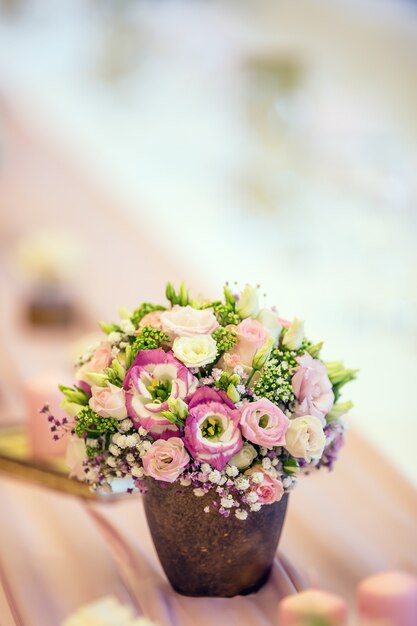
[0,0,416,489]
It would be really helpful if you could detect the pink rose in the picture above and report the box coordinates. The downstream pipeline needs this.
[76,343,112,386]
[142,437,190,483]
[222,352,241,370]
[89,382,127,420]
[123,349,197,439]
[292,353,334,422]
[240,398,289,449]
[246,466,284,505]
[230,319,271,368]
[183,387,243,470]
[139,311,164,330]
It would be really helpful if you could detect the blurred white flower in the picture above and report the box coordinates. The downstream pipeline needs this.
[62,595,159,626]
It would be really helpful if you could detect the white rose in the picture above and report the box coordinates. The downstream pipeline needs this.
[256,308,282,340]
[236,285,259,319]
[172,334,218,368]
[89,382,128,420]
[65,436,88,480]
[229,443,258,470]
[161,305,218,337]
[285,415,326,462]
[282,317,305,350]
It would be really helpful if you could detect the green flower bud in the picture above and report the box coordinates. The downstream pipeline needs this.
[325,361,358,385]
[124,345,133,369]
[252,337,274,371]
[165,282,177,305]
[98,320,116,334]
[160,410,179,424]
[60,398,85,419]
[226,383,240,403]
[82,372,109,387]
[327,401,353,421]
[168,397,189,420]
[219,371,230,386]
[308,341,324,358]
[223,284,236,308]
[58,384,89,404]
[229,373,241,386]
[179,281,189,306]
[118,306,131,320]
[111,358,126,381]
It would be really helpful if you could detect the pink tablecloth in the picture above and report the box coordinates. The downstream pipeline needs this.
[0,476,305,626]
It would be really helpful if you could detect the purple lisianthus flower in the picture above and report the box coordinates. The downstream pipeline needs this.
[183,387,243,470]
[123,349,198,439]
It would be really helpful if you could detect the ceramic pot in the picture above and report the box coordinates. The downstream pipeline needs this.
[144,479,288,597]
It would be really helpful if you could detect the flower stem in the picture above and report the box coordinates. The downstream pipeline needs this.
[246,368,257,387]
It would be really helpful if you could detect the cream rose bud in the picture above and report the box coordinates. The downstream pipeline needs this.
[89,382,128,420]
[282,317,305,350]
[236,285,259,319]
[256,308,282,340]
[172,335,218,368]
[229,443,258,470]
[285,415,326,463]
[161,305,218,338]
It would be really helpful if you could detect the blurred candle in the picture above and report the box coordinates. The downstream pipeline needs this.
[357,571,417,626]
[278,589,349,626]
[25,371,68,459]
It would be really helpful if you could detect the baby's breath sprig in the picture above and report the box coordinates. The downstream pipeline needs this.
[131,326,170,357]
[252,359,294,409]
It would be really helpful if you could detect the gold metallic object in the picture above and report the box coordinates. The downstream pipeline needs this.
[0,426,133,501]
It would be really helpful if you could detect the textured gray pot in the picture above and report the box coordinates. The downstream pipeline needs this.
[144,480,288,597]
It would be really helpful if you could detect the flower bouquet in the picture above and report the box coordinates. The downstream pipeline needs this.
[50,282,356,597]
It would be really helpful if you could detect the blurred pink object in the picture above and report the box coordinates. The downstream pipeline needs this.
[25,371,68,459]
[278,588,348,626]
[357,571,417,626]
